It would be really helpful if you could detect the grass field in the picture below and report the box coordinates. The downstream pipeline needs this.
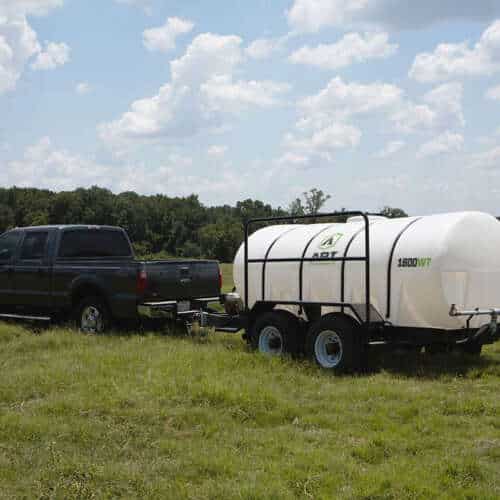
[0,265,499,499]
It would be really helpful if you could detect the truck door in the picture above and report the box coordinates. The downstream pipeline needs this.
[0,230,22,309]
[13,230,51,312]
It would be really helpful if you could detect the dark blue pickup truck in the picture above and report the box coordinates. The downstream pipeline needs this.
[0,225,221,333]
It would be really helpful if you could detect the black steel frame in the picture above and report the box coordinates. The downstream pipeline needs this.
[244,211,374,325]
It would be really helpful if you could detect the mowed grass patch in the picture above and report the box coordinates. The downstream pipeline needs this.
[0,320,499,499]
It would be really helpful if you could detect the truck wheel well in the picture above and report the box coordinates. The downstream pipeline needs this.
[72,285,109,310]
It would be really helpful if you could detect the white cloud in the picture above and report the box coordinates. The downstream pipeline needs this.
[298,76,402,127]
[201,75,290,111]
[1,0,63,17]
[0,15,40,93]
[469,145,500,169]
[284,122,362,161]
[75,82,91,95]
[31,41,70,70]
[278,77,464,167]
[391,82,464,133]
[169,33,243,85]
[286,0,500,33]
[99,32,291,148]
[289,32,397,70]
[4,137,116,190]
[375,140,405,158]
[417,131,464,158]
[246,38,278,60]
[409,20,500,83]
[275,152,311,167]
[0,1,66,93]
[207,145,227,157]
[485,84,500,100]
[3,137,247,203]
[143,17,194,53]
[476,126,500,146]
[245,35,289,60]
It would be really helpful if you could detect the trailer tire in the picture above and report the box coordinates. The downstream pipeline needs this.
[457,341,482,356]
[306,314,363,373]
[425,343,450,355]
[250,311,301,357]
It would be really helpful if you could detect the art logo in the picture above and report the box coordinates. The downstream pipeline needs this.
[318,233,343,250]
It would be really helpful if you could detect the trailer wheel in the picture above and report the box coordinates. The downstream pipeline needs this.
[306,315,363,372]
[457,341,482,356]
[250,311,301,357]
[425,343,450,355]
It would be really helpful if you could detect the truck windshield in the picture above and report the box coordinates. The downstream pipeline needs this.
[58,230,132,258]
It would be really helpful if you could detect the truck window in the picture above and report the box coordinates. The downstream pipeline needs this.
[0,231,21,262]
[20,232,49,260]
[58,230,132,258]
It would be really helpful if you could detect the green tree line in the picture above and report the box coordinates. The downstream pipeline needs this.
[0,186,407,262]
[0,186,288,262]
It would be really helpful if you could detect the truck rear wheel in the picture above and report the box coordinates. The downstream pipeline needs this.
[75,296,110,334]
[306,315,363,373]
[250,311,301,357]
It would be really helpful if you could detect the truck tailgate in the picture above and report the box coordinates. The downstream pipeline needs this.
[141,260,220,302]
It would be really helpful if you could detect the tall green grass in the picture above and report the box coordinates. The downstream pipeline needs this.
[1,266,499,498]
[0,320,499,499]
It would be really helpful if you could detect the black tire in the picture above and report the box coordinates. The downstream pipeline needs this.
[249,311,302,357]
[306,314,363,373]
[425,343,451,355]
[456,341,482,356]
[75,296,111,334]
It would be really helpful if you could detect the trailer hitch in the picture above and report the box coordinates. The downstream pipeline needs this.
[449,304,500,343]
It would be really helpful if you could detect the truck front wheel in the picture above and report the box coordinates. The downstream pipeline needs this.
[306,315,363,373]
[75,296,110,334]
[250,311,301,357]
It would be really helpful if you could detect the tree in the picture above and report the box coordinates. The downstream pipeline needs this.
[199,219,243,262]
[380,206,408,218]
[0,185,316,259]
[289,188,331,216]
[288,197,305,216]
[304,188,331,215]
[0,204,15,232]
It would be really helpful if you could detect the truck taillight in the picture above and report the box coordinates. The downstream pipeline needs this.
[219,268,223,291]
[137,269,148,295]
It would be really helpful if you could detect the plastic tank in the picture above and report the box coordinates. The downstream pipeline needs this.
[233,212,500,330]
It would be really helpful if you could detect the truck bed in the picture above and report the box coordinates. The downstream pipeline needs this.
[141,260,221,303]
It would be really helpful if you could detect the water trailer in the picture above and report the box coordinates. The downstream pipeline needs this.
[206,211,500,371]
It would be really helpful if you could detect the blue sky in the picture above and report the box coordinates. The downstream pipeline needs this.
[2,0,500,215]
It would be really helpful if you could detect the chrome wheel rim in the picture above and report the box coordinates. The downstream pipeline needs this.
[314,330,343,368]
[258,326,283,355]
[81,306,104,333]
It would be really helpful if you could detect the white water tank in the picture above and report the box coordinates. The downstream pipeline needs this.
[233,212,500,330]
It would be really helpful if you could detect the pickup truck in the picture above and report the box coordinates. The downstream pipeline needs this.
[0,225,221,333]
